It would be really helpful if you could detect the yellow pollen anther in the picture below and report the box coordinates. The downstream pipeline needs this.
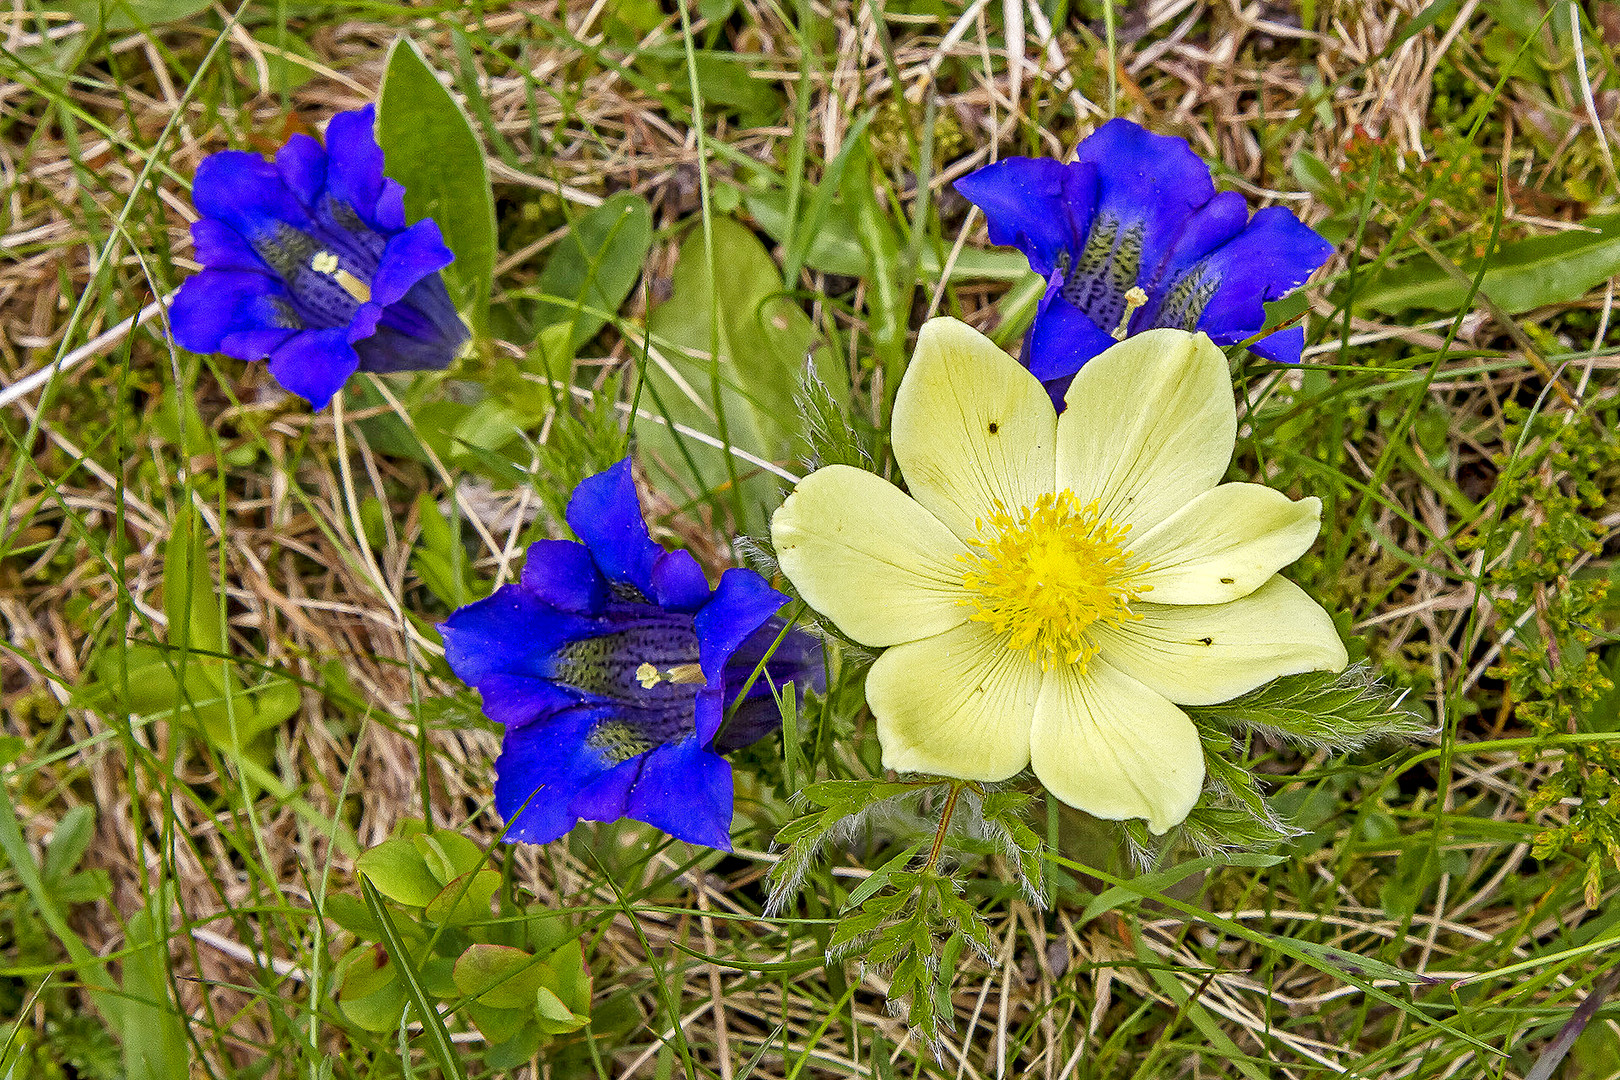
[310,251,339,274]
[667,662,704,684]
[958,490,1148,671]
[636,661,706,689]
[1113,286,1149,340]
[333,269,372,303]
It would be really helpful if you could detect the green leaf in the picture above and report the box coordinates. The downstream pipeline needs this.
[841,148,906,372]
[1359,213,1620,314]
[63,0,211,31]
[55,868,112,904]
[356,837,442,908]
[691,53,780,125]
[1080,852,1285,924]
[534,985,586,1034]
[242,28,318,93]
[464,1000,532,1044]
[378,36,495,337]
[163,503,227,658]
[360,876,468,1080]
[746,190,1031,281]
[337,945,408,1033]
[532,192,653,371]
[483,1024,546,1069]
[546,939,592,1014]
[121,903,190,1080]
[452,943,553,1010]
[1283,936,1440,986]
[42,805,96,885]
[324,893,383,940]
[1187,665,1433,751]
[413,829,484,884]
[843,842,925,911]
[640,216,837,529]
[448,399,526,463]
[424,869,501,927]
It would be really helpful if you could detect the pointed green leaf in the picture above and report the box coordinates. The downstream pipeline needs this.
[532,191,653,368]
[640,216,839,528]
[43,805,96,885]
[121,904,190,1080]
[1359,213,1620,314]
[378,36,495,337]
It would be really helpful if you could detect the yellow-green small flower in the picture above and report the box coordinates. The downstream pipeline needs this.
[771,318,1347,834]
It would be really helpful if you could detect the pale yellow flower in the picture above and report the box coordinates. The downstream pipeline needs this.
[771,318,1347,834]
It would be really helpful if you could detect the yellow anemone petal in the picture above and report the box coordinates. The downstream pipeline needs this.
[1092,575,1349,707]
[1130,484,1322,605]
[891,317,1057,542]
[1029,658,1203,835]
[870,620,1042,782]
[1056,329,1235,534]
[772,464,969,648]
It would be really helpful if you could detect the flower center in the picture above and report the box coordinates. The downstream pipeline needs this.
[959,491,1147,671]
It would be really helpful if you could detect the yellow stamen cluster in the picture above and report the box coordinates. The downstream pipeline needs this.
[959,490,1146,670]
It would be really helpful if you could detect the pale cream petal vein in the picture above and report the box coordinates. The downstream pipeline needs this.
[1029,658,1204,835]
[870,620,1042,782]
[772,465,970,648]
[1056,329,1236,534]
[1093,575,1349,707]
[1129,485,1322,605]
[891,317,1057,541]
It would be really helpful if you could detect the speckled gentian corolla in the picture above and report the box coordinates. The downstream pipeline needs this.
[169,105,469,409]
[955,119,1333,406]
[440,459,822,850]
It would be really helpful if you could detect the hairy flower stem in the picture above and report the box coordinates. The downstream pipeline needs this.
[923,781,965,874]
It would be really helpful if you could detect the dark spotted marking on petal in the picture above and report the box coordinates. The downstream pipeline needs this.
[1198,637,1213,646]
[1060,215,1147,334]
[1220,577,1235,584]
[1155,263,1221,331]
[988,421,999,434]
[586,720,657,763]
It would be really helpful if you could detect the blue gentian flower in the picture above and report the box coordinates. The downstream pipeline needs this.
[169,105,469,410]
[440,459,823,850]
[955,119,1334,405]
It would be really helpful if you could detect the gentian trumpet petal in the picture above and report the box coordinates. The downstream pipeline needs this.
[956,119,1333,405]
[170,104,469,409]
[442,459,825,850]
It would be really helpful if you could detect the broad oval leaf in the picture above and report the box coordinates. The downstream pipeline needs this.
[336,945,409,1033]
[424,868,501,927]
[453,943,554,1009]
[532,191,653,371]
[640,216,840,531]
[356,837,441,908]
